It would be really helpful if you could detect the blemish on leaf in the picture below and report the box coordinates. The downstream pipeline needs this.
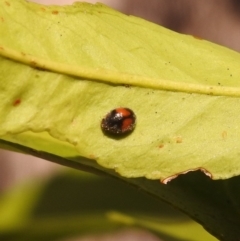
[13,99,21,106]
[0,17,4,22]
[158,143,164,149]
[52,10,59,15]
[30,60,37,66]
[89,154,97,159]
[162,167,212,184]
[5,1,10,6]
[222,131,227,140]
[40,7,46,11]
[0,46,4,50]
[175,136,183,143]
[30,60,45,70]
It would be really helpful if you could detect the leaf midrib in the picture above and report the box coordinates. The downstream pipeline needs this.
[1,45,240,97]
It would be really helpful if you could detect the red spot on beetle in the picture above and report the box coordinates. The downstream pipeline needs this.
[13,99,21,106]
[52,10,59,15]
[121,118,134,132]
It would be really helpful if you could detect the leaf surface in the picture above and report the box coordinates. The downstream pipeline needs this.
[1,0,240,181]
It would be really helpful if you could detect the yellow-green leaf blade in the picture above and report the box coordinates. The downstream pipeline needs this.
[1,0,240,181]
[1,55,240,180]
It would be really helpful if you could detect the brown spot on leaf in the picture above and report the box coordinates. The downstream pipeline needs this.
[222,131,227,140]
[0,17,4,22]
[175,136,183,143]
[30,60,45,71]
[0,46,4,50]
[13,99,21,106]
[89,154,96,159]
[161,167,212,184]
[52,10,59,15]
[30,60,37,66]
[158,144,164,149]
[5,1,10,6]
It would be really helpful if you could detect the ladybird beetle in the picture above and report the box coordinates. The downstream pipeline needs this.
[101,107,136,135]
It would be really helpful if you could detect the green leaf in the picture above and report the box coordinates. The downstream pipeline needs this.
[1,0,240,240]
[1,0,240,181]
